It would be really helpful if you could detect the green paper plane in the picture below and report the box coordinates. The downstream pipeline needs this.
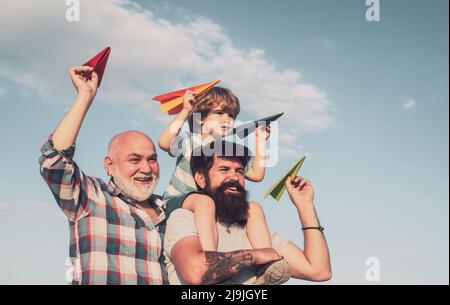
[264,155,306,201]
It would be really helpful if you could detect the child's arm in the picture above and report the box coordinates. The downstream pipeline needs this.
[245,126,271,182]
[182,194,218,251]
[158,90,195,152]
[247,201,272,248]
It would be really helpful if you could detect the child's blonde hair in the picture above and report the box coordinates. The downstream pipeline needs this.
[188,86,240,133]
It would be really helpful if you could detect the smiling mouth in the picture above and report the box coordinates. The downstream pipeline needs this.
[134,177,152,184]
[225,186,240,193]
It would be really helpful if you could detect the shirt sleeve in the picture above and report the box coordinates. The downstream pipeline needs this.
[38,135,99,222]
[164,209,198,257]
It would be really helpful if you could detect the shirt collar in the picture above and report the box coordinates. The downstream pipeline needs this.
[107,178,122,196]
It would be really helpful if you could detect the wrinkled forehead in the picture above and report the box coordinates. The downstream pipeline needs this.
[110,133,156,158]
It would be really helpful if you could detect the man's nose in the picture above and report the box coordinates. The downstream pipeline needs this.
[227,171,239,181]
[140,161,153,174]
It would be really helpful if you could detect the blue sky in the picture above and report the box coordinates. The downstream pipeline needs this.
[0,0,448,284]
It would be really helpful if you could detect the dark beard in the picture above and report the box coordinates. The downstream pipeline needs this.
[205,180,249,227]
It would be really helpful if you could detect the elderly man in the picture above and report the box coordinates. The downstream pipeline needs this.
[39,66,166,284]
[164,142,332,284]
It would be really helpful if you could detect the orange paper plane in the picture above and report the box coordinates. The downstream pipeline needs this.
[153,80,220,115]
[81,47,111,87]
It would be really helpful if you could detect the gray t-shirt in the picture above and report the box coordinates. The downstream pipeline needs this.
[164,208,290,285]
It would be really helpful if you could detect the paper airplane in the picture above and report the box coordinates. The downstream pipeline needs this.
[153,80,220,115]
[81,47,111,87]
[229,112,284,139]
[264,155,306,201]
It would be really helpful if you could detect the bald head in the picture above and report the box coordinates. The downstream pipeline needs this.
[104,130,159,202]
[107,130,155,159]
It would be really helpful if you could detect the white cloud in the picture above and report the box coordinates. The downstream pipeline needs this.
[35,201,66,220]
[0,85,6,99]
[130,120,143,128]
[0,200,10,211]
[0,0,333,134]
[314,38,337,50]
[402,98,416,110]
[279,145,301,159]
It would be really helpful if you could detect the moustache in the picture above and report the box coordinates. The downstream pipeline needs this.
[219,181,245,194]
[132,173,157,182]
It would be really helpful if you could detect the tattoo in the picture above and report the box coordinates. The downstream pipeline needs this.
[201,250,254,284]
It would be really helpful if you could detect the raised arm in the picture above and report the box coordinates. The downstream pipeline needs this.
[52,66,98,150]
[245,126,270,182]
[39,66,100,222]
[158,90,194,152]
[277,176,332,282]
[171,235,281,285]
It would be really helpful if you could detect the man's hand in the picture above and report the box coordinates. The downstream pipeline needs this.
[69,66,98,99]
[252,248,282,265]
[285,176,315,207]
[183,90,196,112]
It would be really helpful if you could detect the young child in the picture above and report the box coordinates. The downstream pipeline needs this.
[159,86,272,252]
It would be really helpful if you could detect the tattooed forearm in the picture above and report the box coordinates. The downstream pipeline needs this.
[201,250,254,284]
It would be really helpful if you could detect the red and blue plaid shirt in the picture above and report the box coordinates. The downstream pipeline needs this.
[39,136,167,285]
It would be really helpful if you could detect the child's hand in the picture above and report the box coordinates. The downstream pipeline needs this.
[183,90,196,112]
[256,125,271,141]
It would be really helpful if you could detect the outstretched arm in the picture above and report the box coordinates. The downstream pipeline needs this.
[39,66,100,222]
[279,176,332,281]
[171,235,281,285]
[52,66,98,150]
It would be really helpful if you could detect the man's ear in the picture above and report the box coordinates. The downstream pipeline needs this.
[104,156,113,177]
[194,172,206,189]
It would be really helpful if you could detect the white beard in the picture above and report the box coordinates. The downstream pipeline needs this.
[112,168,159,202]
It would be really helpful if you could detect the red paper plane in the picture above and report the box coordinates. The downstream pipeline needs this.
[153,80,220,115]
[81,47,111,87]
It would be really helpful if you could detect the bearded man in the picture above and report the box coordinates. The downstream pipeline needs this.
[164,141,332,285]
[39,66,166,284]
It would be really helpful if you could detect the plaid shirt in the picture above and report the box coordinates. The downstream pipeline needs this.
[39,136,167,285]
